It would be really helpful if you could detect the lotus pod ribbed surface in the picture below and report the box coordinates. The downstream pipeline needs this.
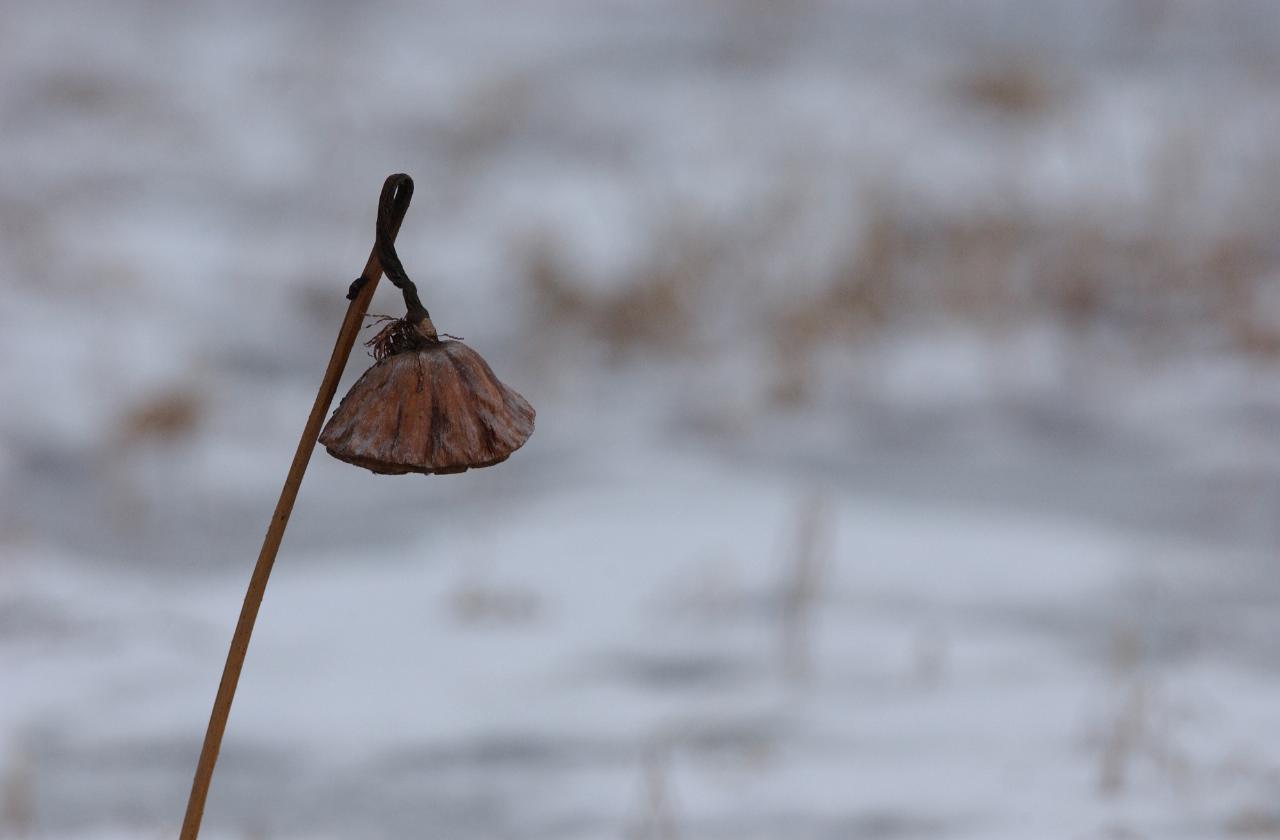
[320,340,534,475]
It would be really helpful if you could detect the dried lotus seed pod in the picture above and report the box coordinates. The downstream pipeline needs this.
[320,327,534,476]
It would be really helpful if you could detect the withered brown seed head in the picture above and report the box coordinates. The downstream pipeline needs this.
[320,332,534,475]
[366,316,439,362]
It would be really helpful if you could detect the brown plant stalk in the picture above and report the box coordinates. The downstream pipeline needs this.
[178,174,415,840]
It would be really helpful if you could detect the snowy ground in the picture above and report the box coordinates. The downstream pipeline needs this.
[3,1,1280,838]
[7,436,1280,839]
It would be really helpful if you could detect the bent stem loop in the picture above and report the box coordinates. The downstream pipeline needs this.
[178,174,415,840]
[351,175,431,325]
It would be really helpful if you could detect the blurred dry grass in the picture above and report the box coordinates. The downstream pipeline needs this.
[627,741,681,840]
[504,42,1280,401]
[525,222,720,358]
[954,58,1060,117]
[778,494,832,685]
[524,169,1280,401]
[2,751,33,840]
[115,389,202,449]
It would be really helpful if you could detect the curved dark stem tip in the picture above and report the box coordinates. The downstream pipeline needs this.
[375,174,431,323]
[344,174,418,309]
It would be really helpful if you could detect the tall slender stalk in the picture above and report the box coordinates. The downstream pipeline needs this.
[178,174,414,840]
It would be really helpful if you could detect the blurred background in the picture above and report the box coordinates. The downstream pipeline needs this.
[3,1,1280,837]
